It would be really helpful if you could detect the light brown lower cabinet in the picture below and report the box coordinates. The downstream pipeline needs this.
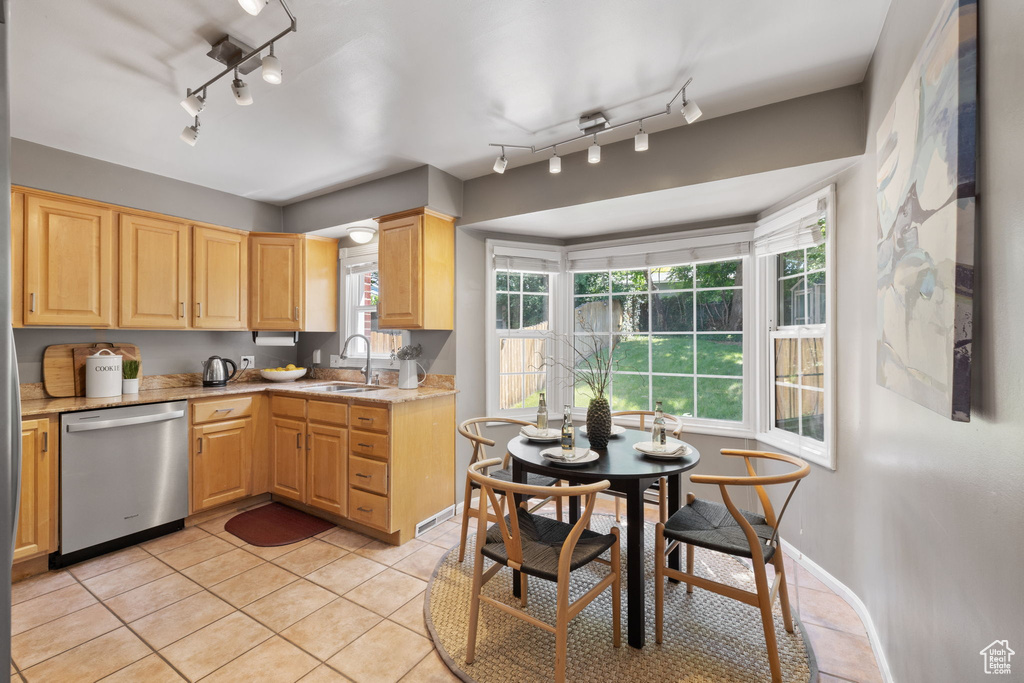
[15,417,57,563]
[190,395,256,514]
[270,396,348,516]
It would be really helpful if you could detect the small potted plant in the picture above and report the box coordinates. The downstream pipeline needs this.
[122,360,141,395]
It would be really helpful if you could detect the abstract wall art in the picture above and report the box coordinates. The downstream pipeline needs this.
[876,0,977,421]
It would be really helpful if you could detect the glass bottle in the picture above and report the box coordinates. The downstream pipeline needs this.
[536,392,548,431]
[651,400,667,452]
[560,404,575,455]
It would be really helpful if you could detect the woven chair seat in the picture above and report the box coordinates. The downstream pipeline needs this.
[663,498,778,563]
[470,467,559,489]
[481,511,616,581]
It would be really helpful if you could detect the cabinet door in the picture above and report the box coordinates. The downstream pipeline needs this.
[24,194,114,326]
[307,423,347,516]
[250,235,303,330]
[15,419,52,562]
[270,416,306,502]
[377,216,422,329]
[120,213,189,328]
[194,226,248,330]
[192,418,253,513]
[12,192,24,328]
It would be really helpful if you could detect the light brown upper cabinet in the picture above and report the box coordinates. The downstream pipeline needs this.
[24,193,115,327]
[119,213,189,328]
[11,192,23,328]
[377,208,454,330]
[249,233,338,332]
[193,225,248,330]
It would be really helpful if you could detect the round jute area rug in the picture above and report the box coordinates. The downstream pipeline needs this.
[425,515,816,682]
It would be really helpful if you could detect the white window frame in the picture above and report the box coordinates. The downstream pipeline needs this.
[754,186,837,469]
[340,245,407,370]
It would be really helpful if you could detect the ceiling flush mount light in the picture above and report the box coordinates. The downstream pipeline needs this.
[488,77,699,174]
[238,0,270,16]
[262,43,282,84]
[180,117,200,146]
[346,223,378,244]
[176,0,296,141]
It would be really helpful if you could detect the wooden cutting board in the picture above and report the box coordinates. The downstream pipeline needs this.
[42,343,141,397]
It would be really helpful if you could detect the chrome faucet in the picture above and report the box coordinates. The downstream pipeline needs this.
[340,334,373,385]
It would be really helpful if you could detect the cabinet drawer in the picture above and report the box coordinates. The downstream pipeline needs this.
[192,396,254,425]
[271,395,306,419]
[349,488,388,530]
[308,399,347,425]
[349,455,388,496]
[350,430,388,461]
[350,404,389,433]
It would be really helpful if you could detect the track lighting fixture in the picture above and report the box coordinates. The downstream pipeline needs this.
[262,43,282,84]
[238,0,270,16]
[180,89,206,117]
[180,117,200,146]
[493,148,508,174]
[488,77,698,175]
[231,68,253,105]
[634,121,648,152]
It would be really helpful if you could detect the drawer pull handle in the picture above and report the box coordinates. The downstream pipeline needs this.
[357,443,373,448]
[357,506,373,513]
[355,473,372,478]
[214,408,234,413]
[29,292,36,313]
[296,433,302,449]
[358,416,373,421]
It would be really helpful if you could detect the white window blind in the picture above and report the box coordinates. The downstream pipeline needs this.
[492,245,561,274]
[754,197,827,256]
[566,239,748,272]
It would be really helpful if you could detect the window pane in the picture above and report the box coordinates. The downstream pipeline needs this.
[774,338,799,384]
[651,265,693,290]
[574,335,610,375]
[696,289,742,331]
[523,374,546,408]
[574,297,610,332]
[777,276,806,327]
[806,243,826,272]
[806,271,826,325]
[525,338,547,373]
[696,260,742,288]
[496,293,510,329]
[696,378,743,421]
[508,294,521,329]
[357,272,379,306]
[496,271,508,291]
[652,293,693,332]
[613,335,649,373]
[696,334,743,376]
[499,375,521,410]
[522,295,548,329]
[612,270,649,293]
[507,272,521,291]
[779,249,805,277]
[613,293,649,333]
[499,338,523,374]
[801,389,825,441]
[651,334,693,374]
[774,384,800,435]
[574,272,609,295]
[369,327,402,357]
[522,273,548,293]
[653,375,693,417]
[801,337,825,387]
[611,373,649,412]
[574,381,595,409]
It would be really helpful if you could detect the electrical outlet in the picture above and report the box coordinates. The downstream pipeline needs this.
[240,355,255,369]
[312,349,321,364]
[330,354,342,368]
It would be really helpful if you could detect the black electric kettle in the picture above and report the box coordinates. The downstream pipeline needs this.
[201,355,237,387]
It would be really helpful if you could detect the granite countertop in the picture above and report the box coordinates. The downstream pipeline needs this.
[20,379,458,417]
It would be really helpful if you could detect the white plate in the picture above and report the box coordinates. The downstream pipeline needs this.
[633,439,691,459]
[580,424,626,438]
[540,447,599,467]
[520,427,562,442]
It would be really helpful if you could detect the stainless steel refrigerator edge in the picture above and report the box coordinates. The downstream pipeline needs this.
[0,0,19,663]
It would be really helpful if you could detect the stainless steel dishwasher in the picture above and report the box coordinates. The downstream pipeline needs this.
[58,400,188,566]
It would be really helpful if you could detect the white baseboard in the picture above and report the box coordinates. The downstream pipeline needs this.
[781,539,894,683]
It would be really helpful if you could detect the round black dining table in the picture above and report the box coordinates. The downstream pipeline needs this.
[507,428,700,649]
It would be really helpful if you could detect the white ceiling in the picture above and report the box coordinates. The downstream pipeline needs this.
[10,0,890,205]
[461,158,858,240]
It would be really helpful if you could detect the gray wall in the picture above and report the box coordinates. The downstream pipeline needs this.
[11,140,296,379]
[760,2,1024,681]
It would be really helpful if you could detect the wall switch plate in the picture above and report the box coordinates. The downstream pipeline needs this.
[240,355,255,369]
[330,354,342,368]
[312,349,321,364]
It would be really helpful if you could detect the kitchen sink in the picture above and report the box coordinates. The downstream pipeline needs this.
[299,384,380,394]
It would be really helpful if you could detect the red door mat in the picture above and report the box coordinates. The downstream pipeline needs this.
[224,503,335,547]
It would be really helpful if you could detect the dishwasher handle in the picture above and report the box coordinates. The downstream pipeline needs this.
[65,409,186,433]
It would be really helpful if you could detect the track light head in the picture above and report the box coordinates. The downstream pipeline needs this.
[232,69,253,105]
[238,0,270,16]
[180,117,200,146]
[180,90,205,117]
[262,44,282,84]
[493,149,508,174]
[588,135,601,164]
[634,122,648,152]
[549,153,561,174]
[681,95,702,124]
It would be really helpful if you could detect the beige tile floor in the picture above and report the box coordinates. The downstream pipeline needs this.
[9,499,884,683]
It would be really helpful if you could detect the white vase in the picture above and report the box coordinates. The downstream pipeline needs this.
[122,378,139,394]
[397,360,426,390]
